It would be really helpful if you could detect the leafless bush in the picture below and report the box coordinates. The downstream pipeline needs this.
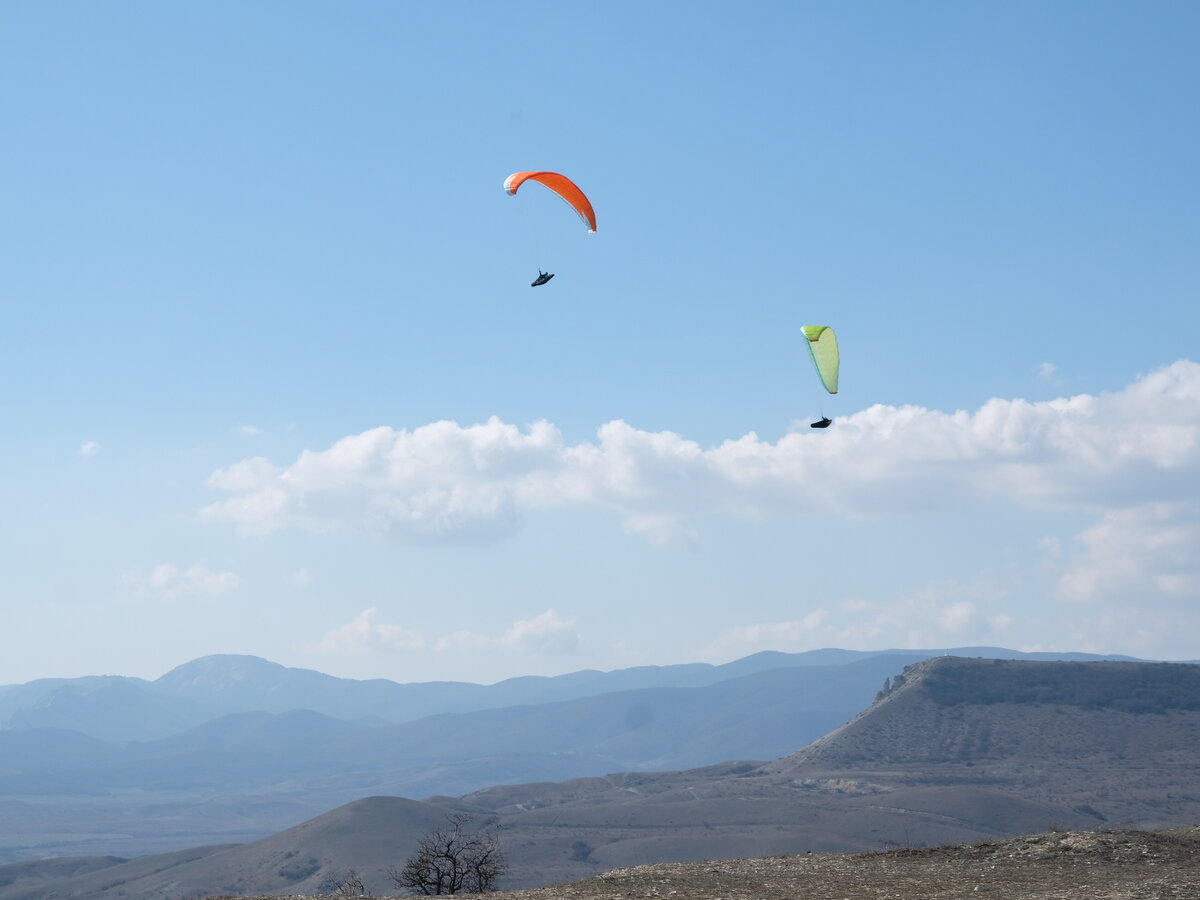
[388,812,507,895]
[319,867,366,897]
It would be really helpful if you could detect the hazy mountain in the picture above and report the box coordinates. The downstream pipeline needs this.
[0,656,927,825]
[0,653,932,864]
[5,678,209,743]
[0,648,1160,867]
[0,727,119,772]
[0,647,1146,743]
[2,656,1197,898]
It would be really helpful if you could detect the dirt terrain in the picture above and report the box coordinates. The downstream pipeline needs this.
[202,825,1200,899]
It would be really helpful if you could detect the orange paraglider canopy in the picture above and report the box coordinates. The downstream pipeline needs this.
[504,171,597,233]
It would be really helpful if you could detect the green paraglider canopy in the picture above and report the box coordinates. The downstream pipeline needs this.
[802,325,839,394]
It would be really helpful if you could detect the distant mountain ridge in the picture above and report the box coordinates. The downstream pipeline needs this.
[0,656,929,823]
[0,648,1170,869]
[1,655,1197,899]
[0,646,1146,743]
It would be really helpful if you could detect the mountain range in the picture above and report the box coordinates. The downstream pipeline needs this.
[0,655,1197,898]
[2,646,1137,743]
[0,647,1144,865]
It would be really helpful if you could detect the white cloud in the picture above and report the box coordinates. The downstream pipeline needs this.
[1052,502,1200,604]
[622,513,700,550]
[939,601,976,633]
[706,611,829,657]
[237,425,263,436]
[79,440,101,458]
[705,567,1028,661]
[989,612,1014,631]
[313,608,580,660]
[314,608,424,654]
[204,419,558,542]
[1036,362,1060,382]
[292,568,313,586]
[701,519,1198,662]
[201,362,1200,545]
[120,563,241,600]
[435,609,581,655]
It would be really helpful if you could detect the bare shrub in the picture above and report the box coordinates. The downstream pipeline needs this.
[388,812,507,895]
[319,867,366,897]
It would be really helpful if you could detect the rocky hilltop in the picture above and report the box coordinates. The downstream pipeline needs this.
[778,656,1200,765]
[765,657,1200,829]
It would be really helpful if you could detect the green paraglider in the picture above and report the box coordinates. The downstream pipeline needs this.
[802,325,839,428]
[802,325,839,393]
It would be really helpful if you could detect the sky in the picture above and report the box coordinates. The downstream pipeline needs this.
[2,1,1198,686]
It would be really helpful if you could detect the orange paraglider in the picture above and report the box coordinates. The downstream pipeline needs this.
[504,171,597,233]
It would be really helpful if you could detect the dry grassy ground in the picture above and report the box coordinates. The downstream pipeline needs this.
[204,826,1200,900]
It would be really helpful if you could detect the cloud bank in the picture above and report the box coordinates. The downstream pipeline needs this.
[312,608,580,659]
[120,563,242,600]
[315,607,424,654]
[202,362,1200,545]
[702,562,1031,659]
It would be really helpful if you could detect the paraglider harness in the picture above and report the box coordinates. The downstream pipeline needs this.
[531,270,555,286]
[810,417,832,429]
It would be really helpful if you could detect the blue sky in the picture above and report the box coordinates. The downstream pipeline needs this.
[2,1,1198,685]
